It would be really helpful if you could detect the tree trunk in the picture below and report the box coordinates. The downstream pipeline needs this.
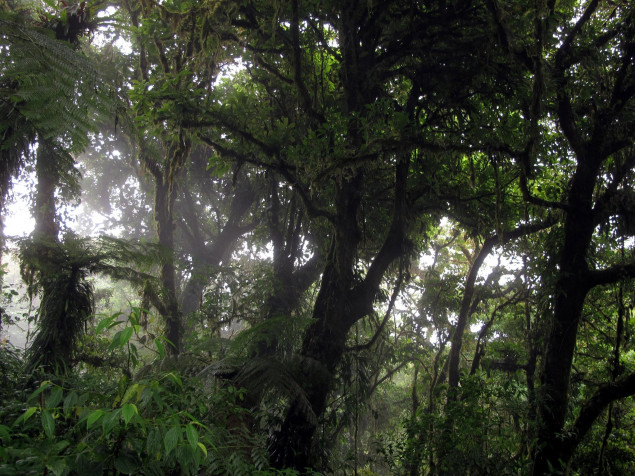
[270,148,411,470]
[140,134,190,355]
[154,179,182,355]
[26,140,63,372]
[531,155,600,474]
[179,180,255,317]
[33,142,60,242]
[269,173,363,469]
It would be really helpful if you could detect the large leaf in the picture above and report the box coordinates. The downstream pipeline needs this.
[41,409,55,438]
[185,423,198,449]
[163,426,181,455]
[86,409,104,429]
[121,403,137,425]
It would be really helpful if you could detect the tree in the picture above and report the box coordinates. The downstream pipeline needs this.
[190,0,515,469]
[118,0,239,354]
[175,150,257,319]
[1,2,111,372]
[485,1,635,471]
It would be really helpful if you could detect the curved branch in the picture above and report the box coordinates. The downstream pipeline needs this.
[346,273,403,352]
[555,0,600,70]
[518,165,569,211]
[359,156,410,303]
[199,135,335,222]
[447,217,558,390]
[561,372,635,462]
[586,261,635,289]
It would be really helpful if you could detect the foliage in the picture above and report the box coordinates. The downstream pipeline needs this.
[17,234,163,373]
[403,372,528,474]
[0,309,304,476]
[0,8,111,201]
[2,0,635,474]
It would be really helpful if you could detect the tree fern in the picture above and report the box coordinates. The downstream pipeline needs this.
[0,10,112,202]
[20,235,95,373]
[234,356,318,427]
[18,234,167,373]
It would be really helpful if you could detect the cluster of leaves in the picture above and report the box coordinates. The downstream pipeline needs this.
[0,311,304,476]
[0,9,111,160]
[401,373,528,475]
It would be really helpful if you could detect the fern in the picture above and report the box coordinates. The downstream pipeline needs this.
[234,356,318,427]
[18,234,166,373]
[0,11,113,201]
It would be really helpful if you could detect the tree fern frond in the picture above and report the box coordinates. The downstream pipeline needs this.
[198,354,318,427]
[17,233,168,373]
[229,313,314,357]
[0,12,113,157]
[234,356,318,427]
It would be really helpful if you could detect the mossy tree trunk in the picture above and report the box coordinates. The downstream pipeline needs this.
[142,137,191,355]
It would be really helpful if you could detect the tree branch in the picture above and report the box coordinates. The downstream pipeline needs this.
[586,261,635,289]
[290,0,325,124]
[346,273,403,352]
[198,135,335,222]
[138,146,164,182]
[448,217,557,389]
[555,0,600,70]
[359,156,410,305]
[562,371,635,461]
[518,161,569,211]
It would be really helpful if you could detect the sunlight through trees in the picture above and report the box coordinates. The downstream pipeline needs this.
[1,1,634,474]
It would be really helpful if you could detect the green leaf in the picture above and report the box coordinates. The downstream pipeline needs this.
[95,313,120,334]
[121,383,140,404]
[46,457,66,476]
[63,391,78,418]
[28,380,52,401]
[120,326,134,346]
[86,409,104,429]
[0,424,10,440]
[46,387,64,409]
[121,403,137,425]
[164,372,182,388]
[197,442,207,458]
[128,308,140,326]
[108,326,134,351]
[146,428,162,455]
[163,426,181,455]
[185,423,198,449]
[102,409,121,437]
[54,440,70,452]
[114,449,140,474]
[108,330,122,351]
[155,338,165,359]
[15,406,38,426]
[41,409,55,438]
